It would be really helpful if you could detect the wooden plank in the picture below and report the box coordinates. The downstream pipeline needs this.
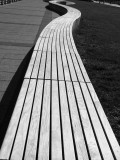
[42,38,49,52]
[59,81,75,160]
[66,25,84,82]
[52,29,57,53]
[40,28,51,38]
[63,23,77,82]
[47,37,53,52]
[69,23,90,83]
[38,38,45,51]
[73,82,102,160]
[34,37,42,51]
[52,51,57,80]
[0,79,29,159]
[31,50,42,79]
[60,23,70,81]
[38,51,47,79]
[24,80,44,159]
[56,24,64,81]
[87,83,120,159]
[10,79,36,159]
[66,81,89,160]
[38,80,50,159]
[45,51,51,80]
[81,82,114,159]
[25,50,38,78]
[52,81,62,160]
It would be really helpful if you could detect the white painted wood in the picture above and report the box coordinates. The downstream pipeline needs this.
[25,51,38,78]
[42,38,49,52]
[31,50,42,79]
[52,81,62,160]
[66,25,84,82]
[81,82,114,159]
[38,80,50,160]
[66,81,89,160]
[10,79,36,159]
[24,80,43,160]
[52,51,57,80]
[38,38,45,51]
[45,51,51,80]
[69,23,90,83]
[52,29,57,53]
[87,83,120,159]
[59,81,75,160]
[56,24,64,81]
[63,24,77,82]
[60,23,70,81]
[38,51,47,79]
[73,82,102,160]
[0,79,29,159]
[34,37,42,51]
[40,28,51,38]
[48,37,53,53]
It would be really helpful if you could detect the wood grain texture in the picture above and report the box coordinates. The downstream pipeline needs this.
[24,80,43,160]
[66,24,84,82]
[10,79,36,159]
[25,51,38,78]
[66,81,89,160]
[60,24,70,81]
[74,82,102,160]
[56,24,64,81]
[63,23,77,82]
[87,83,120,159]
[52,81,62,160]
[31,50,42,79]
[81,82,114,159]
[59,81,75,160]
[38,80,50,160]
[38,51,47,79]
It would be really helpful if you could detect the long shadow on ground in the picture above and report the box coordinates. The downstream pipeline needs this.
[0,47,33,148]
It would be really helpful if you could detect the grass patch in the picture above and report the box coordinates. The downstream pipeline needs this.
[71,0,120,144]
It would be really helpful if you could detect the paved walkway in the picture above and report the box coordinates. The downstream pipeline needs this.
[0,0,59,145]
[0,0,59,102]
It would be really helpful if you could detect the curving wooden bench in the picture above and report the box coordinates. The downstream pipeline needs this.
[0,0,120,159]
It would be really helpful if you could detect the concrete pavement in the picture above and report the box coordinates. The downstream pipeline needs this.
[0,0,59,146]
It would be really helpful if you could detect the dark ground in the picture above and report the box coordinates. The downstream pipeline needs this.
[71,0,120,144]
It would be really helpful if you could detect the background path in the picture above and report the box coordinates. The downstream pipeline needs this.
[0,0,59,146]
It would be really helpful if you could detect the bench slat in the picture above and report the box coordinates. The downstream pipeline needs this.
[88,83,120,159]
[56,24,64,80]
[66,25,85,82]
[52,81,62,159]
[66,82,89,160]
[38,80,50,159]
[60,23,71,81]
[25,50,38,78]
[10,79,36,159]
[81,82,114,159]
[31,50,42,79]
[59,81,76,160]
[24,80,44,159]
[38,51,47,79]
[74,82,102,159]
[63,23,77,82]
